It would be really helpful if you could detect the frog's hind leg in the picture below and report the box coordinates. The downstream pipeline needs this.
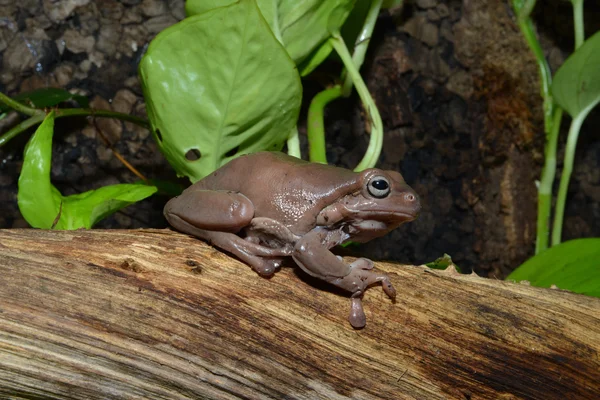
[167,215,288,276]
[202,230,288,276]
[165,190,288,275]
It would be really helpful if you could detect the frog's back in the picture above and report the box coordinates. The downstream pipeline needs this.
[196,152,361,232]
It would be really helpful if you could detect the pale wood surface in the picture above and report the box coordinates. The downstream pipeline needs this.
[0,228,598,399]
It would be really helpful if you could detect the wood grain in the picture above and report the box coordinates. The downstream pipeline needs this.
[0,229,598,399]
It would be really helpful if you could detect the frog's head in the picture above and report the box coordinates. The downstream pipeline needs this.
[335,168,421,243]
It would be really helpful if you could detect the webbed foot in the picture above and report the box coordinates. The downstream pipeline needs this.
[334,258,397,329]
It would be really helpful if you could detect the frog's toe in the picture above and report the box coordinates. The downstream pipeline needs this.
[380,277,396,300]
[252,258,283,277]
[349,257,374,270]
[349,297,366,329]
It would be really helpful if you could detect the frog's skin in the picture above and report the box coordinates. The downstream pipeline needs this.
[164,151,421,328]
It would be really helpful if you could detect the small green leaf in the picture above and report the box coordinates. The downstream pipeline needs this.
[507,238,600,297]
[1,88,88,113]
[57,184,157,229]
[425,254,461,272]
[552,31,600,120]
[140,0,302,181]
[17,111,62,228]
[18,111,157,230]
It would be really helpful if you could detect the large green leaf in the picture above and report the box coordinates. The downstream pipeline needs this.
[186,0,355,67]
[552,31,600,120]
[140,0,302,181]
[186,0,283,42]
[18,112,157,229]
[278,0,356,65]
[507,238,600,297]
[382,0,402,7]
[185,0,236,16]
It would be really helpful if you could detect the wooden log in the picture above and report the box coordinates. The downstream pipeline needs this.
[0,228,598,399]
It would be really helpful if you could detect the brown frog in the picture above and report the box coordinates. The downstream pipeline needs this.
[164,151,420,328]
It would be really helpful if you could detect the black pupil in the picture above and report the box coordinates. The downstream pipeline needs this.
[372,180,388,190]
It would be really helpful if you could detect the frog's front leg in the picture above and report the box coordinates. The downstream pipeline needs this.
[292,229,396,328]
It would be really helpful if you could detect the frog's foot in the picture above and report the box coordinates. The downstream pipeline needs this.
[335,258,396,299]
[331,258,396,329]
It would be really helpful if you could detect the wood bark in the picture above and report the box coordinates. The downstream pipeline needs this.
[0,228,598,399]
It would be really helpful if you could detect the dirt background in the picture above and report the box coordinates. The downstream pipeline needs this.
[0,0,598,277]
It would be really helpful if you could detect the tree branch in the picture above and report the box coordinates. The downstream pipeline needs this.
[0,229,598,399]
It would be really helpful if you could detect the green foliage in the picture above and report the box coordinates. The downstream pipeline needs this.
[186,0,355,65]
[552,30,600,121]
[382,0,402,7]
[278,0,356,65]
[140,0,302,182]
[508,239,600,297]
[425,254,461,273]
[550,31,600,246]
[18,112,157,229]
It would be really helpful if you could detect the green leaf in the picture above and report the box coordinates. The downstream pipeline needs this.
[507,238,600,297]
[186,0,354,67]
[18,111,157,230]
[425,254,462,273]
[185,0,237,16]
[140,0,302,181]
[382,0,402,7]
[1,88,88,113]
[57,184,157,229]
[17,111,62,228]
[298,40,334,76]
[278,0,356,65]
[186,0,283,42]
[552,31,600,120]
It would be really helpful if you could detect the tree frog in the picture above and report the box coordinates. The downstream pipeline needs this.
[164,152,420,328]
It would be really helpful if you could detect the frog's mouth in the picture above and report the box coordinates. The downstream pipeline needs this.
[347,209,420,223]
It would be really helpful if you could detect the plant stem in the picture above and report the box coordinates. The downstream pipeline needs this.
[551,111,587,246]
[341,0,384,97]
[550,0,586,246]
[55,108,149,128]
[0,107,149,147]
[0,113,45,147]
[535,108,562,253]
[572,0,585,49]
[306,85,342,163]
[0,92,43,117]
[512,0,566,253]
[515,10,554,136]
[330,34,383,171]
[286,126,301,159]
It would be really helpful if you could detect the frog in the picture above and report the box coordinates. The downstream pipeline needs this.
[164,151,421,328]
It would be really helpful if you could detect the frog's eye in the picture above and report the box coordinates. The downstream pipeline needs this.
[368,176,391,198]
